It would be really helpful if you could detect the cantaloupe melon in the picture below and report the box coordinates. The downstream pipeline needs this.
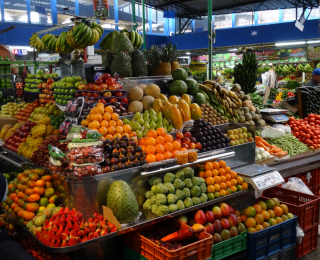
[128,101,143,113]
[129,86,144,101]
[144,84,160,98]
[141,96,155,111]
[0,124,12,139]
[138,84,147,91]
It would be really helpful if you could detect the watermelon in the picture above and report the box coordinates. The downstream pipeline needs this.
[172,68,188,81]
[195,93,207,105]
[185,79,199,96]
[169,80,188,96]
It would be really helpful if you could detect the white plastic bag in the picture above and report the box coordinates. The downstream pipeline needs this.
[296,223,305,243]
[273,124,291,134]
[282,177,314,195]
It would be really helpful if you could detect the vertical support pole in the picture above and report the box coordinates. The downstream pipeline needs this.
[142,0,146,50]
[51,0,57,24]
[279,9,283,22]
[27,0,31,23]
[0,0,4,22]
[148,7,152,33]
[132,0,136,30]
[254,11,258,25]
[208,0,212,80]
[75,0,79,16]
[231,13,235,28]
[114,0,119,31]
[83,48,87,63]
[179,18,181,34]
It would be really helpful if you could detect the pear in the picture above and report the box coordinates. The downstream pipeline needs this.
[134,112,141,120]
[168,125,174,133]
[164,125,168,132]
[34,214,46,227]
[129,119,135,128]
[150,109,156,117]
[156,122,163,129]
[136,130,143,138]
[150,121,157,128]
[143,128,149,137]
[137,116,144,125]
[123,118,130,124]
[143,110,149,117]
[163,118,169,126]
[144,121,150,129]
[134,122,142,131]
[151,113,157,122]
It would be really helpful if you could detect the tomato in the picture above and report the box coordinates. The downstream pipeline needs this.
[311,126,316,131]
[316,115,320,120]
[105,78,116,86]
[294,132,300,137]
[309,118,315,122]
[292,124,297,128]
[309,146,315,150]
[313,139,318,144]
[316,120,320,125]
[300,132,305,137]
[309,114,316,118]
[121,97,129,103]
[293,127,299,132]
[298,126,303,130]
[310,122,315,126]
[305,139,312,145]
[301,137,306,142]
[289,116,295,121]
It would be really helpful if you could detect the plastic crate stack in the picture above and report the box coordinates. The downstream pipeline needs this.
[263,186,320,259]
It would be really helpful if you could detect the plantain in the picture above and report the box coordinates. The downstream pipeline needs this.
[199,84,213,93]
[203,80,215,85]
[204,84,213,89]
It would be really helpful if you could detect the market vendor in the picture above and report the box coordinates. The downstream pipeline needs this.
[305,68,320,86]
[0,174,35,260]
[214,76,220,82]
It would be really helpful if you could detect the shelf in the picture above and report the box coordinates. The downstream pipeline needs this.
[0,74,13,76]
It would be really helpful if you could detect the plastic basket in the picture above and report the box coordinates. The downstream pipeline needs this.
[310,169,320,187]
[211,232,247,260]
[247,215,297,260]
[220,249,246,260]
[265,245,295,260]
[123,220,213,260]
[312,185,320,197]
[125,245,148,260]
[262,186,320,230]
[295,224,318,259]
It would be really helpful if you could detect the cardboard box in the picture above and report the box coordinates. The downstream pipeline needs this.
[0,118,18,129]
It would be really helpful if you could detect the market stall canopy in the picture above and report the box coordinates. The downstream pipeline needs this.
[129,0,319,18]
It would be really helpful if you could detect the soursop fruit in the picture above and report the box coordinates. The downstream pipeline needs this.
[111,52,133,77]
[132,49,148,77]
[113,32,134,54]
[102,51,114,70]
[107,180,139,223]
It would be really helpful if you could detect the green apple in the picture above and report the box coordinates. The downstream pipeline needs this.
[66,83,74,88]
[70,89,76,94]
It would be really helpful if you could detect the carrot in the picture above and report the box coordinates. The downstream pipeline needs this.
[256,141,268,151]
[255,136,271,146]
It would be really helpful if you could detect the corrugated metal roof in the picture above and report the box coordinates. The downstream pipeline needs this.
[130,0,319,18]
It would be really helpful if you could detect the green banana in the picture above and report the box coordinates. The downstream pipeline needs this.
[130,30,135,45]
[75,24,88,41]
[72,23,85,37]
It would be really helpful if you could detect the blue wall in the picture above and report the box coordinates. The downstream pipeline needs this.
[168,19,320,50]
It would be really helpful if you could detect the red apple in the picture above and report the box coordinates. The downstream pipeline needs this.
[106,78,116,85]
[78,84,85,90]
[175,139,181,144]
[81,92,87,96]
[189,143,196,149]
[182,137,190,144]
[90,84,98,91]
[190,137,197,143]
[176,132,184,140]
[195,142,202,149]
[93,93,99,98]
[205,211,215,223]
[194,210,207,225]
[75,93,81,98]
[87,92,93,97]
[84,85,91,90]
[204,223,214,234]
[182,143,189,149]
[95,78,103,85]
[184,132,192,138]
[115,91,124,97]
[97,99,106,105]
[99,84,108,91]
[102,73,111,80]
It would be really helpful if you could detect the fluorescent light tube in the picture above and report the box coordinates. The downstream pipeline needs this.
[275,41,306,46]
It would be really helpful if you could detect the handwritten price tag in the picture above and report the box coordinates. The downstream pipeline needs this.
[307,51,320,60]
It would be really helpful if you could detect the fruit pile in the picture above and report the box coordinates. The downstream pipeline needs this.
[49,111,65,130]
[103,135,146,173]
[176,131,202,150]
[1,168,61,224]
[29,103,61,123]
[8,101,38,120]
[199,160,249,199]
[81,103,134,140]
[53,76,83,105]
[240,199,294,233]
[226,127,254,146]
[143,167,208,217]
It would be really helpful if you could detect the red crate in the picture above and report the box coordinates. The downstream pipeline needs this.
[262,186,320,231]
[310,169,320,187]
[295,224,318,259]
[312,185,320,197]
[300,174,312,189]
[123,220,213,260]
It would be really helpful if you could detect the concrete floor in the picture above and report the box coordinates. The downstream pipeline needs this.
[299,238,320,259]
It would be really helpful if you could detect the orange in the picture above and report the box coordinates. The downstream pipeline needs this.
[140,145,146,151]
[103,112,111,121]
[111,113,119,121]
[212,169,219,176]
[206,177,215,185]
[146,137,156,146]
[109,120,117,127]
[226,188,232,195]
[219,160,226,168]
[180,148,187,151]
[106,134,114,141]
[218,168,225,175]
[199,171,205,178]
[274,206,283,217]
[205,162,213,171]
[253,204,263,214]
[255,224,264,231]
[155,144,165,154]
[220,182,227,190]
[237,177,243,185]
[280,204,289,214]
[241,215,247,222]
[97,103,104,108]
[33,187,44,195]
[214,176,221,184]
[116,120,123,126]
[164,134,174,143]
[35,180,45,187]
[98,127,108,136]
[172,141,181,150]
[156,136,165,145]
[86,114,91,120]
[107,126,116,135]
[123,125,131,133]
[268,210,275,218]
[230,186,237,193]
[207,185,215,193]
[220,176,226,183]
[146,154,156,163]
[204,170,212,178]
[27,203,39,212]
[226,181,231,188]
[164,151,173,159]
[245,217,257,228]
[172,150,179,158]
[104,106,113,113]
[147,130,157,138]
[27,181,36,189]
[263,222,270,229]
[242,182,248,189]
[155,153,165,161]
[90,107,97,114]
[89,121,100,130]
[230,179,237,186]
[146,145,156,155]
[164,142,173,152]
[100,120,109,128]
[261,210,270,221]
[116,126,123,134]
[224,166,231,174]
[230,171,238,179]
[214,184,221,192]
[275,217,283,224]
[254,214,264,224]
[156,127,166,137]
[212,162,220,170]
[95,106,104,115]
[81,119,90,127]
[140,137,147,145]
[28,194,40,202]
[219,190,226,196]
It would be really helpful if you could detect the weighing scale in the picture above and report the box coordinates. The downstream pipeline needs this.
[260,109,289,123]
[235,164,284,198]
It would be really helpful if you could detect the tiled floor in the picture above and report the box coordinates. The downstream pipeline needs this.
[299,238,320,259]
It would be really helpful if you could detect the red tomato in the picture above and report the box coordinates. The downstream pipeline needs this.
[293,127,299,132]
[310,122,315,126]
[300,132,305,137]
[313,139,318,144]
[294,132,300,137]
[316,120,320,125]
[309,146,315,150]
[301,137,306,142]
[289,116,295,121]
[298,126,303,130]
[105,78,116,85]
[311,126,316,131]
[305,139,312,145]
[309,118,315,122]
[308,114,316,118]
[316,115,320,120]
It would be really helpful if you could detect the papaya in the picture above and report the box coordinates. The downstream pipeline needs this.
[168,95,179,104]
[152,98,164,114]
[158,94,168,104]
[181,94,191,106]
[163,102,173,119]
[12,123,23,130]
[169,104,183,130]
[177,99,191,121]
[190,104,202,120]
[0,124,12,139]
[4,128,15,139]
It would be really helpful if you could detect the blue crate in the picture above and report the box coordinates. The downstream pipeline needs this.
[247,216,297,260]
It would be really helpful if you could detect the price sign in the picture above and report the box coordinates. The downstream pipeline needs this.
[263,87,270,105]
[307,51,320,60]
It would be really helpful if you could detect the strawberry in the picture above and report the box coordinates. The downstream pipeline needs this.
[58,226,64,234]
[64,228,70,236]
[58,208,64,216]
[55,232,61,241]
[43,236,50,246]
[61,240,68,247]
[51,225,58,233]
[70,208,77,217]
[68,238,76,246]
[107,223,115,229]
[66,215,73,223]
[72,216,79,223]
[63,207,70,215]
[52,219,59,226]
[77,212,83,219]
[76,237,81,244]
[88,218,93,222]
[111,227,117,233]
[96,228,101,235]
[79,222,86,230]
[87,233,94,240]
[58,220,65,229]
[36,231,41,240]
[81,235,88,242]
[60,215,66,222]
[55,240,61,247]
[49,240,55,247]
[77,230,85,237]
[73,222,79,232]
[69,230,77,238]
[43,230,47,235]
[84,228,90,234]
[88,223,96,232]
[98,215,104,221]
[93,232,99,238]
[61,233,69,241]
[101,228,108,236]
[48,230,56,241]
[66,221,73,230]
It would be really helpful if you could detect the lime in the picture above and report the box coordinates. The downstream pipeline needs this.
[70,89,76,94]
[207,193,215,200]
[47,203,56,208]
[62,77,67,82]
[214,192,220,199]
[39,197,49,207]
[75,76,82,81]
[66,83,74,88]
[63,100,68,105]
[68,95,73,99]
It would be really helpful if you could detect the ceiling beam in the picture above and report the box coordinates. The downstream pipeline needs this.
[155,0,193,9]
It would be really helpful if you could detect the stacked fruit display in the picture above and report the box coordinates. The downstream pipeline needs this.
[1,102,28,118]
[26,72,60,79]
[29,102,61,123]
[81,103,134,140]
[0,122,25,140]
[240,199,294,233]
[49,111,65,130]
[13,100,40,121]
[176,131,202,150]
[199,160,249,199]
[200,104,228,125]
[53,76,83,105]
[226,127,254,146]
[142,167,208,217]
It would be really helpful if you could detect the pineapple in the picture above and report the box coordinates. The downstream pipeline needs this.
[111,51,133,77]
[132,49,148,77]
[145,45,161,76]
[167,43,180,72]
[157,44,171,76]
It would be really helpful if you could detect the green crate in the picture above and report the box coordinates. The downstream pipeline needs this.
[211,232,247,260]
[125,245,148,260]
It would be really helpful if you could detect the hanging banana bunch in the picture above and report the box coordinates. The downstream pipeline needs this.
[29,34,45,52]
[55,31,73,54]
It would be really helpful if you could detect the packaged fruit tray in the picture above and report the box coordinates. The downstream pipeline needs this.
[246,215,297,260]
[261,186,320,230]
[211,231,247,260]
[123,220,212,260]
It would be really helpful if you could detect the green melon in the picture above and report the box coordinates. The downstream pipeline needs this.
[172,68,188,81]
[169,80,188,96]
[185,79,199,96]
